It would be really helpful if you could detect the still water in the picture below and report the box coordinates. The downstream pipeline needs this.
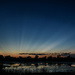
[2,62,75,73]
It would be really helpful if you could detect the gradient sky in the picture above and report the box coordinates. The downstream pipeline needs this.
[0,0,75,56]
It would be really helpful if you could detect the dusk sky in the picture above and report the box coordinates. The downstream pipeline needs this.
[0,0,75,57]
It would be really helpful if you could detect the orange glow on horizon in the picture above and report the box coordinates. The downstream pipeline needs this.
[0,51,75,58]
[0,53,58,58]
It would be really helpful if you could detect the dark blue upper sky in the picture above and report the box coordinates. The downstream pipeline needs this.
[0,0,75,55]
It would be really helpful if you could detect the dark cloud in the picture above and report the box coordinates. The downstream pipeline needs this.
[19,52,72,56]
[19,53,61,56]
[19,53,47,55]
[61,53,71,56]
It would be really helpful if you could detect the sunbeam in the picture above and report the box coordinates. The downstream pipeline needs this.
[0,1,75,57]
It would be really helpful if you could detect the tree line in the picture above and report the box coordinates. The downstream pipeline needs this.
[0,54,75,62]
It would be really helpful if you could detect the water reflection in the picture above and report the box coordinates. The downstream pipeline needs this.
[1,62,75,73]
[71,64,75,67]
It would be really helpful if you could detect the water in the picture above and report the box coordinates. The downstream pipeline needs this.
[2,62,75,73]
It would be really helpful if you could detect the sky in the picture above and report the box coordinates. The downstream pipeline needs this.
[0,0,75,57]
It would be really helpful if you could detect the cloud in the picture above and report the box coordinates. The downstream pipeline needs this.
[19,52,72,56]
[19,52,75,58]
[19,53,61,56]
[61,53,71,56]
[19,53,47,55]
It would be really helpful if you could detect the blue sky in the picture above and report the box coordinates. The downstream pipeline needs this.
[0,0,75,56]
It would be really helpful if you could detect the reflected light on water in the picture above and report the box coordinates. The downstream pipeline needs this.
[11,63,20,67]
[2,62,75,73]
[31,64,35,66]
[71,64,75,67]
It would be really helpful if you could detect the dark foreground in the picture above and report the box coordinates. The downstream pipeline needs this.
[0,70,75,75]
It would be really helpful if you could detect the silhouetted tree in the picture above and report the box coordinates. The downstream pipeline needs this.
[0,54,75,62]
[0,55,4,61]
[48,56,52,59]
[48,56,52,61]
[57,55,61,58]
[5,55,13,61]
[27,56,31,59]
[35,55,38,59]
[34,55,39,61]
